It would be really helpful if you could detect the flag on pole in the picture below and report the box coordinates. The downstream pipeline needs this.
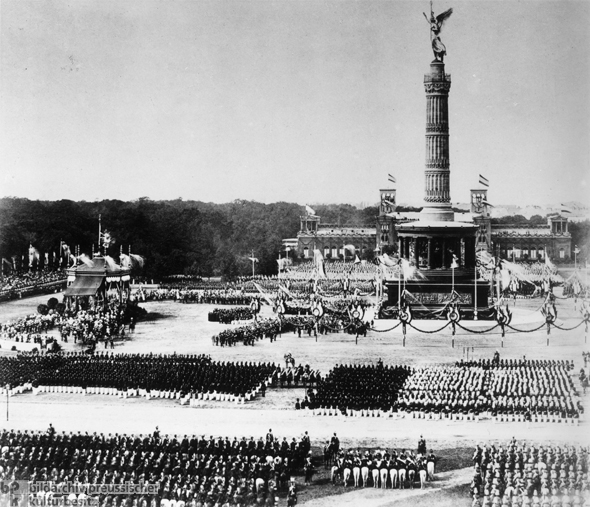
[248,257,259,263]
[560,204,572,214]
[379,253,398,267]
[278,284,294,299]
[343,244,356,255]
[354,255,361,264]
[388,174,396,184]
[545,250,556,271]
[479,174,489,187]
[253,282,273,306]
[305,205,316,216]
[574,247,580,254]
[451,254,459,269]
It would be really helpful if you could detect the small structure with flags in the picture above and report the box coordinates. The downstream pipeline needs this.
[63,222,141,310]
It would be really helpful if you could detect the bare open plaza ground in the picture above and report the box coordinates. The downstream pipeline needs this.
[1,290,589,505]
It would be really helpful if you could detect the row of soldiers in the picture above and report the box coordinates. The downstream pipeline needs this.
[0,428,313,507]
[0,353,280,399]
[294,358,582,420]
[470,440,589,507]
[208,308,254,324]
[399,360,582,419]
[306,363,414,413]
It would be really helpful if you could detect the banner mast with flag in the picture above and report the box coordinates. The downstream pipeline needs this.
[249,250,259,277]
[478,174,489,188]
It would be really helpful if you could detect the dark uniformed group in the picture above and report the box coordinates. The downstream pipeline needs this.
[208,308,254,324]
[470,439,589,507]
[0,427,313,507]
[296,358,583,421]
[0,353,278,400]
[303,363,413,414]
[134,288,254,306]
[211,314,355,347]
[212,320,282,347]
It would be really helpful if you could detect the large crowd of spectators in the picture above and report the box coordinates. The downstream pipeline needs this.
[0,270,66,299]
[470,440,589,507]
[0,427,312,507]
[1,301,135,348]
[56,305,128,345]
[1,313,57,346]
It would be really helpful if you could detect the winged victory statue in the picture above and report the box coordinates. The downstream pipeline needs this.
[423,1,453,62]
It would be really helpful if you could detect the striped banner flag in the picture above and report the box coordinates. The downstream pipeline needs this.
[560,204,572,214]
[479,174,489,187]
[388,173,396,184]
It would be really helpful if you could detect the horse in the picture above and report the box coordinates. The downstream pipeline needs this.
[304,461,315,485]
[389,467,398,489]
[361,463,369,487]
[323,443,337,469]
[342,459,352,487]
[352,458,361,487]
[287,485,297,507]
[371,463,380,488]
[330,458,343,485]
[284,353,295,368]
[408,464,416,489]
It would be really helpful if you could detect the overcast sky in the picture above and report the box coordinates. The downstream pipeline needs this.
[1,0,588,207]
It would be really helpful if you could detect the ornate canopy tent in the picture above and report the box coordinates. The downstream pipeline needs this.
[64,256,131,308]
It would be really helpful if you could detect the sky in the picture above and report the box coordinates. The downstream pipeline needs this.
[1,0,589,207]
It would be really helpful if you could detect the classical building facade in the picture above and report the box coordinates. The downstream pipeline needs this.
[491,216,572,261]
[294,214,376,260]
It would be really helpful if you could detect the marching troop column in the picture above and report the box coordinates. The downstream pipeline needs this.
[422,60,453,221]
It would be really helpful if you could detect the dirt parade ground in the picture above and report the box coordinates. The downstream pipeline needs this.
[1,291,589,506]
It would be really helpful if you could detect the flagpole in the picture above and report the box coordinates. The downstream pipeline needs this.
[251,250,255,277]
[398,260,402,312]
[474,248,478,321]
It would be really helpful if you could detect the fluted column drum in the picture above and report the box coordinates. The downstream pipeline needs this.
[424,61,451,204]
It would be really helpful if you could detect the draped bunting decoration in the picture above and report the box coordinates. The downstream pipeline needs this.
[313,249,327,279]
[28,245,40,268]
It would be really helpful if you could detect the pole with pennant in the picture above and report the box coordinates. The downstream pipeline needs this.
[474,250,478,321]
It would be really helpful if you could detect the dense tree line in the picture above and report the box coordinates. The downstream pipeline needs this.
[1,198,586,279]
[0,198,374,280]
